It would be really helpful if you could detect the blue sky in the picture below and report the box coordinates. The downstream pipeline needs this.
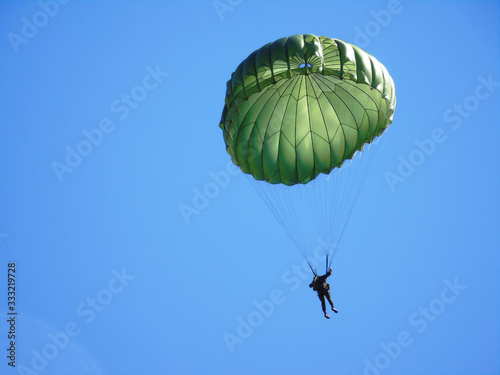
[1,1,499,374]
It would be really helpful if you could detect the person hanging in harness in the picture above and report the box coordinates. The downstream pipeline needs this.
[309,268,338,319]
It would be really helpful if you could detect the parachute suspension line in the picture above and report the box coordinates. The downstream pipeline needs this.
[279,183,309,256]
[250,179,295,246]
[244,136,384,274]
[332,157,358,254]
[307,161,350,265]
[220,34,396,278]
[249,75,313,257]
[247,176,310,259]
[328,79,388,260]
[323,163,355,266]
[332,157,363,259]
[243,88,388,272]
[321,134,383,267]
[339,139,381,240]
[336,153,361,236]
[300,160,359,265]
[308,262,317,276]
[321,173,331,242]
[305,180,326,252]
[329,138,382,268]
[330,166,346,256]
[328,255,334,270]
[253,136,383,270]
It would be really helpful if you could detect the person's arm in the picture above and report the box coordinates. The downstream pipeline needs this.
[309,276,318,288]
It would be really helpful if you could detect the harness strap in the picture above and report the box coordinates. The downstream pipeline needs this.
[307,261,317,276]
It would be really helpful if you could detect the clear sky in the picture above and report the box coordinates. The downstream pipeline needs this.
[1,1,499,374]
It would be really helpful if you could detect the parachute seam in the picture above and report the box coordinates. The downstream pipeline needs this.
[318,77,378,161]
[314,75,343,166]
[339,79,383,144]
[309,74,333,172]
[257,87,282,180]
[223,34,395,185]
[288,75,304,183]
[229,36,394,111]
[274,76,302,183]
[265,76,302,183]
[306,75,316,181]
[240,89,273,178]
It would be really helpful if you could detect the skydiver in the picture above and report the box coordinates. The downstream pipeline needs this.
[309,268,338,319]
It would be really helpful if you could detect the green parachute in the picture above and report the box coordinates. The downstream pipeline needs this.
[219,34,396,268]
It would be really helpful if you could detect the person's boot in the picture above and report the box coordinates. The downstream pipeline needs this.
[324,312,330,319]
[332,307,338,313]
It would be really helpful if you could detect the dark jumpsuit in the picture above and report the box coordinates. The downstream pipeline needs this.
[309,269,335,315]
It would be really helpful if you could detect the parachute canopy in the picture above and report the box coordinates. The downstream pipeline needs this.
[219,34,396,186]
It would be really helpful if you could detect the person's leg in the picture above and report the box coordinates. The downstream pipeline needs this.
[326,291,338,313]
[326,291,334,309]
[318,294,330,318]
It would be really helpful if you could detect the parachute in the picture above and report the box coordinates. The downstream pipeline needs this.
[219,34,396,271]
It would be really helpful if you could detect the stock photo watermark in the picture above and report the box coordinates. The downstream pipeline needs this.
[357,277,467,375]
[7,0,71,54]
[6,262,17,368]
[51,64,168,182]
[222,237,337,353]
[384,74,499,192]
[178,160,241,224]
[353,0,405,48]
[15,267,134,374]
[213,0,242,21]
